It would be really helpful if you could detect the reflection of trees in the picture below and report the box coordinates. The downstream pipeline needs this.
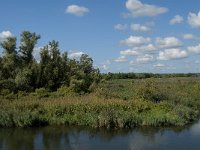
[0,128,35,150]
[0,123,197,150]
[42,127,72,150]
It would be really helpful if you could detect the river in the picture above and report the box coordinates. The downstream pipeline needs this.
[0,120,200,150]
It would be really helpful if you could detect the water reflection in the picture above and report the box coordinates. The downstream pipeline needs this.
[0,121,200,150]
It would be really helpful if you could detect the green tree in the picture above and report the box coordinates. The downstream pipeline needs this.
[19,31,40,66]
[39,41,63,90]
[15,68,33,92]
[69,54,100,93]
[0,37,18,79]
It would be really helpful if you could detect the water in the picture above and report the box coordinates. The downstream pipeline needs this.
[0,120,200,150]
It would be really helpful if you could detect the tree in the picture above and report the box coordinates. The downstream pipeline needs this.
[0,56,2,80]
[0,37,18,79]
[39,41,63,90]
[19,31,40,66]
[69,54,100,93]
[0,31,101,94]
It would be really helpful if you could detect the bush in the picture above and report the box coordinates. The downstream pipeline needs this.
[0,79,17,93]
[137,80,168,103]
[0,89,15,99]
[35,88,49,99]
[55,86,76,97]
[17,91,27,98]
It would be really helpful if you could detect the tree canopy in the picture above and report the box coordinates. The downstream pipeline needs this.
[0,31,100,94]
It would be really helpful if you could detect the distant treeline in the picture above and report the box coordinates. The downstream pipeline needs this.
[102,72,200,80]
[0,31,101,95]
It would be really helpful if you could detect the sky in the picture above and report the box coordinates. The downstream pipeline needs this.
[1,0,200,73]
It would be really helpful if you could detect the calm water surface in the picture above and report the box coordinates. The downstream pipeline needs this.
[0,120,200,150]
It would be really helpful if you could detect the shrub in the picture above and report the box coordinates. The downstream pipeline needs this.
[0,79,17,93]
[17,91,27,98]
[0,89,15,99]
[35,88,49,99]
[55,86,76,97]
[137,80,168,103]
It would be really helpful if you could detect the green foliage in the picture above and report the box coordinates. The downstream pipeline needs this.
[0,37,18,79]
[34,88,49,99]
[19,31,41,66]
[0,31,100,94]
[0,88,199,128]
[136,79,168,103]
[15,68,33,92]
[55,86,76,97]
[0,79,17,93]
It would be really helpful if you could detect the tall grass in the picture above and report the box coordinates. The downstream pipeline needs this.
[0,77,200,128]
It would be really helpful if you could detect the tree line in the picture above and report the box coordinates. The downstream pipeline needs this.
[0,31,101,94]
[102,72,200,80]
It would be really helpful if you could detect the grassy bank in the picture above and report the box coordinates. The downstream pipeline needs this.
[0,77,200,128]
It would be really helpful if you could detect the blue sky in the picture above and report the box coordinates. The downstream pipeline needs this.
[1,0,200,73]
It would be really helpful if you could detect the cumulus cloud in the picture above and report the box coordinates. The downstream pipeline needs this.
[121,36,151,46]
[188,11,200,28]
[120,44,157,57]
[157,48,188,60]
[154,63,165,67]
[135,44,157,52]
[136,54,153,63]
[68,51,84,59]
[120,49,139,56]
[0,31,13,42]
[130,23,151,32]
[183,34,197,40]
[114,24,128,30]
[169,15,183,25]
[155,37,182,48]
[114,56,127,62]
[125,0,168,18]
[66,5,89,16]
[187,44,200,54]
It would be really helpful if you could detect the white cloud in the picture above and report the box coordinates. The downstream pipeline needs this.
[120,49,139,56]
[33,47,42,62]
[188,11,200,28]
[125,0,168,18]
[66,5,89,16]
[136,54,153,63]
[68,51,84,59]
[154,63,165,67]
[183,34,197,40]
[102,64,109,70]
[135,44,157,52]
[0,31,13,42]
[119,44,157,58]
[114,56,127,62]
[114,24,128,30]
[129,60,135,65]
[130,23,151,32]
[121,36,151,46]
[157,48,188,60]
[187,44,200,54]
[170,15,184,25]
[155,37,182,48]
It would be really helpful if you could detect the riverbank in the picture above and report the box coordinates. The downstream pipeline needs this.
[0,77,200,128]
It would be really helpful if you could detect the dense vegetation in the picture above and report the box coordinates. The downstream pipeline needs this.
[0,77,200,128]
[0,31,100,96]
